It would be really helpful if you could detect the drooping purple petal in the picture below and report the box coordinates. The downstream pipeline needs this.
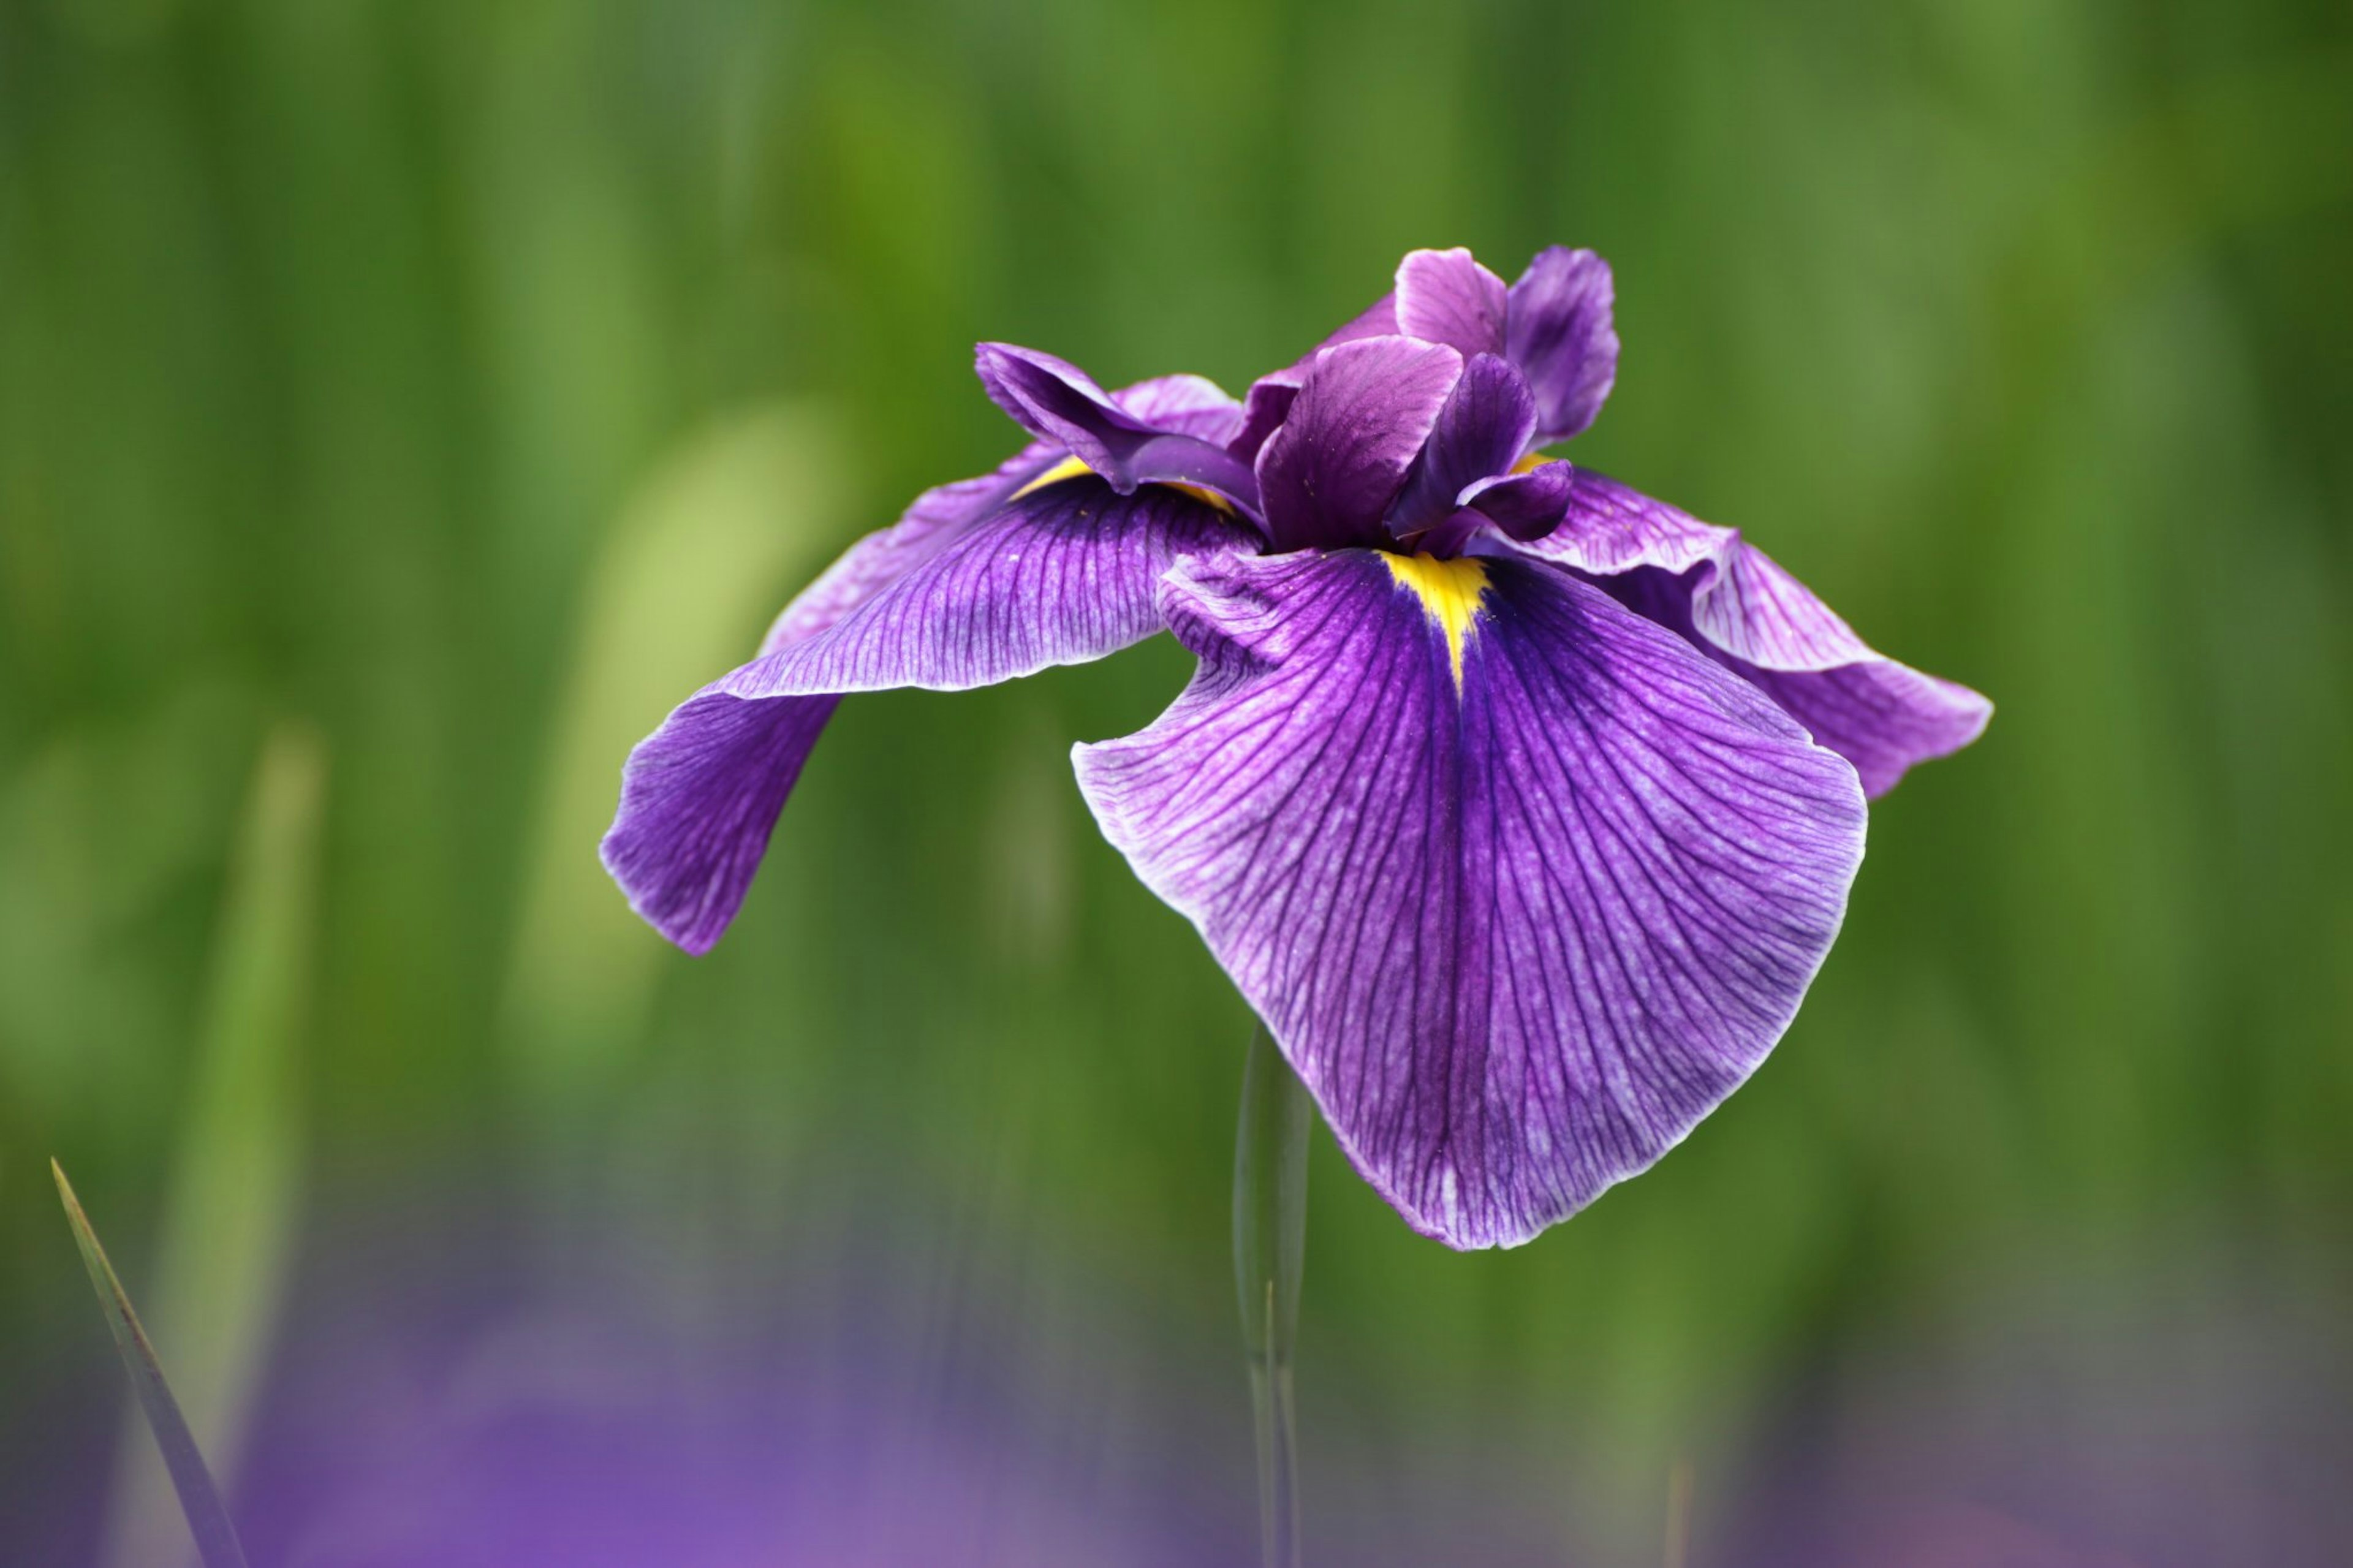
[974,345,1260,513]
[1518,464,1730,575]
[1506,246,1620,442]
[601,691,843,957]
[1596,562,1993,799]
[1393,247,1509,358]
[1733,661,1991,801]
[1386,354,1538,545]
[1458,459,1575,541]
[607,482,1252,953]
[762,439,1058,654]
[1515,469,1993,795]
[762,371,1249,658]
[1075,548,1866,1249]
[1254,336,1464,551]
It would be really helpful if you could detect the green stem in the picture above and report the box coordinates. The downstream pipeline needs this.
[1233,1021,1311,1568]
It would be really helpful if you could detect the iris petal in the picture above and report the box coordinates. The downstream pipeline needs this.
[1458,459,1575,541]
[1075,549,1866,1248]
[1394,248,1511,358]
[1254,336,1463,551]
[975,346,1261,514]
[762,439,1057,655]
[763,374,1248,657]
[1230,290,1404,462]
[1514,468,1993,796]
[605,482,1251,953]
[1506,246,1620,443]
[1386,353,1539,544]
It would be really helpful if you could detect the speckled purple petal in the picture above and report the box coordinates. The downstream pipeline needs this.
[1254,336,1463,551]
[1075,548,1866,1248]
[1387,353,1537,543]
[975,345,1260,513]
[1394,248,1509,358]
[1506,247,1620,442]
[1514,468,1993,795]
[606,482,1252,953]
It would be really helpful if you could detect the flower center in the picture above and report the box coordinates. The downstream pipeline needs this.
[1381,552,1489,693]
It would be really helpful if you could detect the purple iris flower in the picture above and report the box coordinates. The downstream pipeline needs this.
[602,245,1989,1249]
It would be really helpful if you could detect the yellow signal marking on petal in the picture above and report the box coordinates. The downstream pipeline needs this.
[1008,456,1234,515]
[1167,482,1235,515]
[1382,551,1490,694]
[1010,454,1094,499]
[1510,450,1551,474]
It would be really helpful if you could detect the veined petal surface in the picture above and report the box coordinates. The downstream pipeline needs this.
[1506,246,1620,442]
[1255,336,1463,551]
[1394,248,1510,358]
[608,482,1251,953]
[1514,469,1993,796]
[762,440,1059,654]
[1075,549,1866,1248]
[764,373,1245,656]
[1232,292,1405,461]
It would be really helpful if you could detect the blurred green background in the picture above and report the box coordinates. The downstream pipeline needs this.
[4,0,2351,1562]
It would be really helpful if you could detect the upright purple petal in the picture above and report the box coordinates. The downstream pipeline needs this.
[607,482,1253,953]
[1254,336,1464,551]
[1516,469,1993,795]
[1387,354,1539,545]
[975,345,1260,513]
[1506,246,1620,442]
[1319,291,1402,349]
[1394,247,1509,358]
[1231,377,1299,466]
[1230,292,1403,462]
[1075,548,1866,1248]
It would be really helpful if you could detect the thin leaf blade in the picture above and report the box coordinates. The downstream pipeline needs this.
[102,722,322,1568]
[53,1160,252,1568]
